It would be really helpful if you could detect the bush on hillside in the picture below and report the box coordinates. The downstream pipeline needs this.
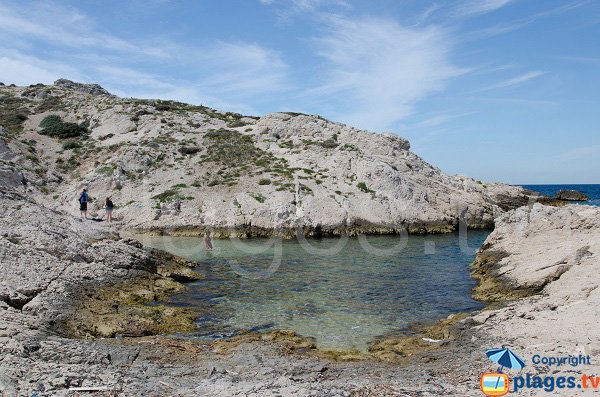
[39,115,89,138]
[62,140,81,150]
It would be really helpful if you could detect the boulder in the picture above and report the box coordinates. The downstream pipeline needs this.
[53,79,113,96]
[555,189,589,201]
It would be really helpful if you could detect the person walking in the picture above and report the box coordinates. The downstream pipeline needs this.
[79,189,89,220]
[105,197,114,223]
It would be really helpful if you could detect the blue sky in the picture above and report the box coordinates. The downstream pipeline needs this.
[0,0,598,184]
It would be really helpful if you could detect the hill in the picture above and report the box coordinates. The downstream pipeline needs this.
[1,79,533,236]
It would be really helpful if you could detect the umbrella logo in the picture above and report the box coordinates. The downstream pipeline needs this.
[480,347,526,396]
[486,347,526,372]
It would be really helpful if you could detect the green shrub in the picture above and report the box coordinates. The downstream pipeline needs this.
[282,112,310,117]
[320,139,338,148]
[258,178,271,185]
[0,96,30,135]
[57,155,80,172]
[178,146,201,155]
[340,143,359,152]
[226,119,248,128]
[62,140,81,150]
[357,182,375,194]
[249,192,266,203]
[96,165,114,175]
[203,129,264,167]
[39,115,88,138]
[151,189,179,202]
[36,96,62,112]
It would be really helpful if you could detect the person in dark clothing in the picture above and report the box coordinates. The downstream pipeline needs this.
[105,197,114,223]
[79,189,89,220]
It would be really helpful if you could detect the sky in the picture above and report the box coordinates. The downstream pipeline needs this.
[0,0,599,184]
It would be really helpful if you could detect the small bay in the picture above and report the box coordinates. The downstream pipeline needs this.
[139,231,489,351]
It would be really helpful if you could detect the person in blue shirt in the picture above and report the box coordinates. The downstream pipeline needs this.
[79,189,89,220]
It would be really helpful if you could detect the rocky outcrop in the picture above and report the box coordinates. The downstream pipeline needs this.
[555,189,589,201]
[466,204,600,381]
[1,80,537,237]
[53,79,114,97]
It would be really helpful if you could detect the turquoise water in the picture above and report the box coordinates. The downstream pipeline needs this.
[139,232,488,351]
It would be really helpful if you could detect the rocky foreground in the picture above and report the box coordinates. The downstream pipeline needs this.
[3,186,600,396]
[468,203,600,396]
[0,189,479,396]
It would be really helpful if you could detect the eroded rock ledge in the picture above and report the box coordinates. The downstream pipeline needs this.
[462,204,600,382]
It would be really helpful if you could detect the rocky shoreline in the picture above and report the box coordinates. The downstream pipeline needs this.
[3,189,600,396]
[128,219,459,239]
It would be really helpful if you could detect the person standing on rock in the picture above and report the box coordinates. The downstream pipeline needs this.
[79,189,89,220]
[204,230,213,251]
[105,197,114,223]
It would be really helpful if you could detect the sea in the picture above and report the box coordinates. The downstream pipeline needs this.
[140,231,489,351]
[520,184,600,207]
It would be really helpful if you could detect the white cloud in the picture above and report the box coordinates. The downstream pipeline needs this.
[453,0,514,18]
[0,3,165,57]
[93,41,289,115]
[260,0,349,10]
[0,57,60,85]
[261,0,350,22]
[0,51,84,86]
[462,2,590,41]
[0,2,291,115]
[309,16,462,130]
[196,42,289,95]
[411,112,474,129]
[477,71,545,91]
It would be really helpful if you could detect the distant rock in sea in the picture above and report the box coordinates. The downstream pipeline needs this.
[555,189,589,201]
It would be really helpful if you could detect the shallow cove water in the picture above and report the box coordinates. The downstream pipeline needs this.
[139,231,488,351]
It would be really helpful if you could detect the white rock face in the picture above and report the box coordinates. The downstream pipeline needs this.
[467,204,600,395]
[2,81,533,236]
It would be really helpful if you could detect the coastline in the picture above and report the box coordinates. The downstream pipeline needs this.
[3,187,600,395]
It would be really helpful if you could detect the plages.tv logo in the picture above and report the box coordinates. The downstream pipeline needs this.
[480,347,526,396]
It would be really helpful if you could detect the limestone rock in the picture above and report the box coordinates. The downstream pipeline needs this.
[469,204,600,379]
[1,80,540,236]
[53,79,113,96]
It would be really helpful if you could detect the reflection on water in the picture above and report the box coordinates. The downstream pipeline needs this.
[139,232,488,351]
